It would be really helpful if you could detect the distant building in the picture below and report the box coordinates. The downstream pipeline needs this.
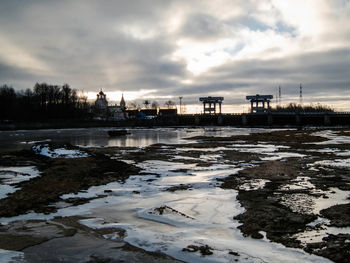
[125,109,139,119]
[120,94,126,111]
[109,94,128,120]
[95,90,108,110]
[159,108,177,116]
[93,90,109,119]
[140,109,158,119]
[93,91,127,120]
[107,106,124,120]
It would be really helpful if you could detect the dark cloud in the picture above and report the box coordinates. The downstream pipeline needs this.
[180,13,231,40]
[168,48,350,105]
[0,63,34,81]
[0,0,349,111]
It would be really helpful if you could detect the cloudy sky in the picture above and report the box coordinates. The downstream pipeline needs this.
[1,0,350,112]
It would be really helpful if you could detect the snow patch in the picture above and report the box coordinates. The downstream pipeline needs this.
[20,139,51,144]
[32,144,89,158]
[311,130,350,145]
[0,166,40,199]
[260,152,306,161]
[311,159,350,169]
[0,249,24,263]
[239,179,270,191]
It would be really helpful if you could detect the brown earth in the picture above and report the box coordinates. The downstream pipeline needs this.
[220,160,317,245]
[1,129,350,263]
[187,129,329,145]
[0,216,183,263]
[0,144,140,218]
[320,203,350,227]
[217,129,350,263]
[0,144,183,263]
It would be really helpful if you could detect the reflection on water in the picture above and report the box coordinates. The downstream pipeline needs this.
[0,127,268,151]
[106,129,188,148]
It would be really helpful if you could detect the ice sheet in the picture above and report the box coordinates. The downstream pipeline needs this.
[229,143,289,154]
[20,139,51,144]
[0,166,40,199]
[311,159,350,169]
[260,152,306,161]
[280,186,350,215]
[0,249,24,263]
[311,130,350,144]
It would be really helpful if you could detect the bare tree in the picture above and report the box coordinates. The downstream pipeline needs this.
[164,100,175,109]
[0,82,91,120]
[151,101,159,109]
[62,84,71,105]
[0,85,16,119]
[128,102,137,109]
[143,100,150,109]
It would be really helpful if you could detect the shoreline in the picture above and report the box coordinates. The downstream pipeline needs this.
[1,111,350,131]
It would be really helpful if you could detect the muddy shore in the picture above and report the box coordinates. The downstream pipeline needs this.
[0,143,182,262]
[213,130,350,263]
[0,128,349,262]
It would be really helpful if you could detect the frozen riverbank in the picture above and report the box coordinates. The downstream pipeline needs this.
[0,128,349,262]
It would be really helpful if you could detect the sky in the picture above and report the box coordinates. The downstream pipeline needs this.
[0,0,350,113]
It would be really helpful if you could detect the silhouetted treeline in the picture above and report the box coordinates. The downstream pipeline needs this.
[271,103,334,113]
[0,83,91,121]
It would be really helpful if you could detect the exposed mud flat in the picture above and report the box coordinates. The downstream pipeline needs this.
[216,129,350,263]
[0,143,140,218]
[0,128,349,263]
[0,143,180,263]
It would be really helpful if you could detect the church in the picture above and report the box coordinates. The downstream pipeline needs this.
[93,90,127,120]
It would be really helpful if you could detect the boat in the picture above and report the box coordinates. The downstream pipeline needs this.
[107,129,129,137]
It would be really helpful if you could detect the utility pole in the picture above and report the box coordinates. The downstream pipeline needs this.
[278,86,282,106]
[299,83,303,105]
[179,96,183,115]
[276,91,278,106]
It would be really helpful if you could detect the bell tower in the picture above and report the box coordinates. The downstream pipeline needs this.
[120,94,126,111]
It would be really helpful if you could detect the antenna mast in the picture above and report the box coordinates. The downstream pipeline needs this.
[299,83,303,105]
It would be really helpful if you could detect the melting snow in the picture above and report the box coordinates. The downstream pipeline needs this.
[0,249,24,263]
[311,159,350,169]
[280,177,315,191]
[311,130,350,145]
[260,152,306,161]
[32,145,89,158]
[229,143,289,154]
[1,128,348,263]
[0,166,40,199]
[335,151,350,156]
[20,139,51,144]
[239,179,270,191]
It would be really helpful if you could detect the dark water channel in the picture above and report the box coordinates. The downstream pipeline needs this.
[0,127,270,151]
